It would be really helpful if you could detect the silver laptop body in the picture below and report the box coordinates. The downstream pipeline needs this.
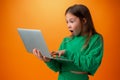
[17,28,73,62]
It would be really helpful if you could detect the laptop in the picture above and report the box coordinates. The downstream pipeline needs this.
[17,28,73,62]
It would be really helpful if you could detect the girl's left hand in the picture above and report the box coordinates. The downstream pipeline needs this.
[33,48,51,62]
[51,50,66,58]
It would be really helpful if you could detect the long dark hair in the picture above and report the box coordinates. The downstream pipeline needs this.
[65,4,97,48]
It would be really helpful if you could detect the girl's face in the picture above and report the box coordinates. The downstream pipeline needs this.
[66,13,82,36]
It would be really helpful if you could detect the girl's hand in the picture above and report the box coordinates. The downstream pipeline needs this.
[51,50,65,58]
[33,48,51,62]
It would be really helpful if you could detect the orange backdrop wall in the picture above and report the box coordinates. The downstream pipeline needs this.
[1,0,120,80]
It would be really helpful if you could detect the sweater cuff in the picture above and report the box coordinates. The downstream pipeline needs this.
[64,49,71,57]
[45,60,54,66]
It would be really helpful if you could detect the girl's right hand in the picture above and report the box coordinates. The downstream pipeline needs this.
[33,48,51,62]
[50,50,65,58]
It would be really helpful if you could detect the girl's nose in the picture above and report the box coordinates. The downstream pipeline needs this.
[67,23,71,29]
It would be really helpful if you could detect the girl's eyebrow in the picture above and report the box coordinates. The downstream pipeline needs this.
[69,18,76,21]
[69,18,74,20]
[66,17,76,21]
[67,18,75,21]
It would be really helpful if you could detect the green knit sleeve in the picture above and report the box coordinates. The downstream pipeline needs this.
[45,60,61,72]
[66,34,104,75]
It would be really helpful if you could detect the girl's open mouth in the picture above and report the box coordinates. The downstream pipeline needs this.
[69,30,73,32]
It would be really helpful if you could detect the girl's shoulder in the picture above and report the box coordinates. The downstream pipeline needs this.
[63,36,72,40]
[91,33,103,39]
[90,33,103,43]
[61,36,75,43]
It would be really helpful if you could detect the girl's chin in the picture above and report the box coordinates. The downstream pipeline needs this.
[70,31,79,36]
[72,32,80,36]
[71,32,77,36]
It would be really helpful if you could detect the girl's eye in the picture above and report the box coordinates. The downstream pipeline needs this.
[70,21,74,23]
[66,21,68,23]
[66,20,75,24]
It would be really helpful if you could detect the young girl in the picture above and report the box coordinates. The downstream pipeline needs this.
[33,4,104,80]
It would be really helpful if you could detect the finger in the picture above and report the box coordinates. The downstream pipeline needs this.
[42,56,46,61]
[58,52,61,57]
[51,51,55,53]
[43,56,50,62]
[43,56,47,60]
[33,49,40,57]
[55,51,60,57]
[50,51,56,55]
[58,50,65,57]
[37,51,40,57]
[58,51,63,57]
[38,50,43,57]
[37,50,43,58]
[51,52,59,55]
[37,53,43,60]
[33,48,35,53]
[33,50,37,56]
[33,48,37,54]
[50,51,55,56]
[51,54,59,58]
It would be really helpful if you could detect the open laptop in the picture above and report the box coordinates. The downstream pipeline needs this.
[17,28,73,62]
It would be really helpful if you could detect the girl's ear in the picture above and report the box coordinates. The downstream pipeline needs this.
[82,18,87,24]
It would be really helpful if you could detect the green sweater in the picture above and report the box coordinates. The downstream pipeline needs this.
[46,33,103,80]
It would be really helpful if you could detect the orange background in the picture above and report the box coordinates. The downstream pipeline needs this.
[0,0,120,80]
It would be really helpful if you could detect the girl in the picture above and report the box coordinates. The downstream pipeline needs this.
[33,4,104,80]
